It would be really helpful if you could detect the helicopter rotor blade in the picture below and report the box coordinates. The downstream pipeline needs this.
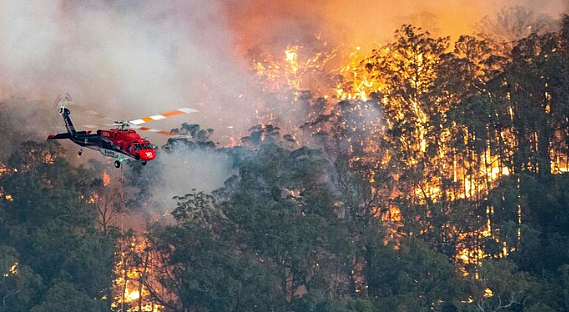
[82,124,176,136]
[129,107,198,125]
[56,99,199,129]
[130,125,177,136]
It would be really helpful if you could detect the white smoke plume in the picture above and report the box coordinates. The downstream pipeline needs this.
[146,148,231,216]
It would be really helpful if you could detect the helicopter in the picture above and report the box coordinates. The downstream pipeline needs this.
[47,95,198,168]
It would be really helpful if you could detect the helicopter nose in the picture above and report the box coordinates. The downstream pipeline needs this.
[139,150,156,161]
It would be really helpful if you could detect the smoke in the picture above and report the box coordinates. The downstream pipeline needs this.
[145,148,231,215]
[0,0,566,138]
[225,0,567,50]
[0,97,56,160]
[324,0,567,46]
[0,0,260,142]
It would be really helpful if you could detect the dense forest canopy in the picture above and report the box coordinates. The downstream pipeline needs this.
[1,8,569,312]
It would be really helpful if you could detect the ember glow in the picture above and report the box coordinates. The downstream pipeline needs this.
[335,47,382,101]
[2,262,18,277]
[0,165,14,201]
[112,235,163,312]
[103,171,111,187]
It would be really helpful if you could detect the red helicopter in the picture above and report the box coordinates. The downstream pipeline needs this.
[47,95,197,168]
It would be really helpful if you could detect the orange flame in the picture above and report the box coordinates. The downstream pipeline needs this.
[112,236,163,312]
[3,262,18,277]
[103,171,111,187]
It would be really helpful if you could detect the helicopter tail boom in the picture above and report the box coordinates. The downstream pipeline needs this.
[60,107,78,137]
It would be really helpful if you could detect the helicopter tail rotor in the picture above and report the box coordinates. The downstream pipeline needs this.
[54,93,73,114]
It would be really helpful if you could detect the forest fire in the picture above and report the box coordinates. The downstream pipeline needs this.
[88,170,165,312]
[334,47,381,101]
[112,236,163,312]
[0,2,567,311]
[244,17,569,280]
[251,43,338,97]
[2,262,18,278]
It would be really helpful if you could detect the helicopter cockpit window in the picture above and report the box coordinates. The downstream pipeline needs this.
[133,143,142,151]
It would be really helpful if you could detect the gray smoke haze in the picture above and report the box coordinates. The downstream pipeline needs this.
[149,148,231,216]
[0,0,260,142]
[0,0,566,138]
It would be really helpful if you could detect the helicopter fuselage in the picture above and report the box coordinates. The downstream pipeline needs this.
[48,107,156,167]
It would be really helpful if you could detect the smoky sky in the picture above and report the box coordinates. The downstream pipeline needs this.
[0,0,566,144]
[226,0,567,48]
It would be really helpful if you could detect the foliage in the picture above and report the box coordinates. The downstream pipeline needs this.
[0,142,116,312]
